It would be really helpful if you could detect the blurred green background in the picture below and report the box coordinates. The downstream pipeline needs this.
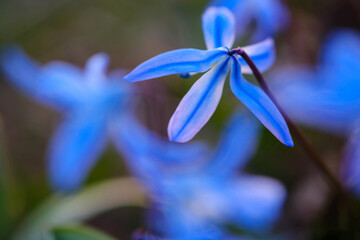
[0,0,360,239]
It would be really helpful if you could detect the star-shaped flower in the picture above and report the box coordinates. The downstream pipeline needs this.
[124,7,293,146]
[270,29,360,197]
[210,0,290,42]
[114,110,287,239]
[0,46,208,193]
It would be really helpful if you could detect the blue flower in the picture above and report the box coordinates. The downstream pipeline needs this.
[0,46,130,192]
[0,46,212,193]
[124,7,293,147]
[269,29,360,197]
[114,110,287,239]
[209,0,290,42]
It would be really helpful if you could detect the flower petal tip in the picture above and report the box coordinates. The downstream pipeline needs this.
[280,133,294,147]
[284,138,294,147]
[123,74,134,82]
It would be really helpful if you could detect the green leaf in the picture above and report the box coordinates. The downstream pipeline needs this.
[13,177,145,240]
[52,224,116,240]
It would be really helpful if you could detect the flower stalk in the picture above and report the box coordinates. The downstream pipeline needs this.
[233,47,349,199]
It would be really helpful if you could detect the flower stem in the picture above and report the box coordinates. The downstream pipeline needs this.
[235,47,349,199]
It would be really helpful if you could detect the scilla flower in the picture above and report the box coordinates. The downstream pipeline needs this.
[0,46,208,193]
[114,111,286,239]
[270,30,360,197]
[124,7,293,146]
[210,0,290,42]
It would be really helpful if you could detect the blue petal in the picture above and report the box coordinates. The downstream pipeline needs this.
[270,66,360,135]
[84,53,109,83]
[229,56,293,146]
[320,30,360,93]
[124,48,228,82]
[341,126,360,198]
[47,108,108,193]
[111,115,210,166]
[206,110,260,177]
[110,115,210,193]
[250,0,290,42]
[229,175,286,232]
[202,7,235,49]
[0,46,83,109]
[239,38,276,74]
[209,0,289,41]
[168,56,231,143]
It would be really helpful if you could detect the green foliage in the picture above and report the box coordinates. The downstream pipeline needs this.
[52,224,116,240]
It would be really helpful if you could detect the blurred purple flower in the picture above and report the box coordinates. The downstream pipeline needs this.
[0,47,210,193]
[209,0,290,42]
[114,110,287,239]
[124,7,292,146]
[270,30,360,197]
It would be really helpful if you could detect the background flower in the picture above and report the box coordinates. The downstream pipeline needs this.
[113,110,286,239]
[270,29,360,198]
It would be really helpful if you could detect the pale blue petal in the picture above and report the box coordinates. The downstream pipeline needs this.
[270,66,360,135]
[229,175,286,232]
[47,108,108,193]
[206,110,260,177]
[202,7,235,49]
[124,48,228,82]
[84,53,109,83]
[1,46,83,109]
[168,56,231,143]
[239,38,276,74]
[230,56,293,146]
[341,126,360,198]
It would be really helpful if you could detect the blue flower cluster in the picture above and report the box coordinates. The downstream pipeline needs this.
[2,0,360,239]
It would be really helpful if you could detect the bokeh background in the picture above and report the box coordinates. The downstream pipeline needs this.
[1,0,360,239]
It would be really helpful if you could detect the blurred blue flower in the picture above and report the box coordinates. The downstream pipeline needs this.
[114,110,287,239]
[210,0,290,42]
[124,7,293,146]
[0,46,132,192]
[270,29,360,197]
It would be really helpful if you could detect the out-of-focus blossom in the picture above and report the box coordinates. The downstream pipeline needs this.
[114,110,287,239]
[0,46,130,192]
[270,30,360,197]
[124,7,292,146]
[210,0,290,42]
[0,47,209,193]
